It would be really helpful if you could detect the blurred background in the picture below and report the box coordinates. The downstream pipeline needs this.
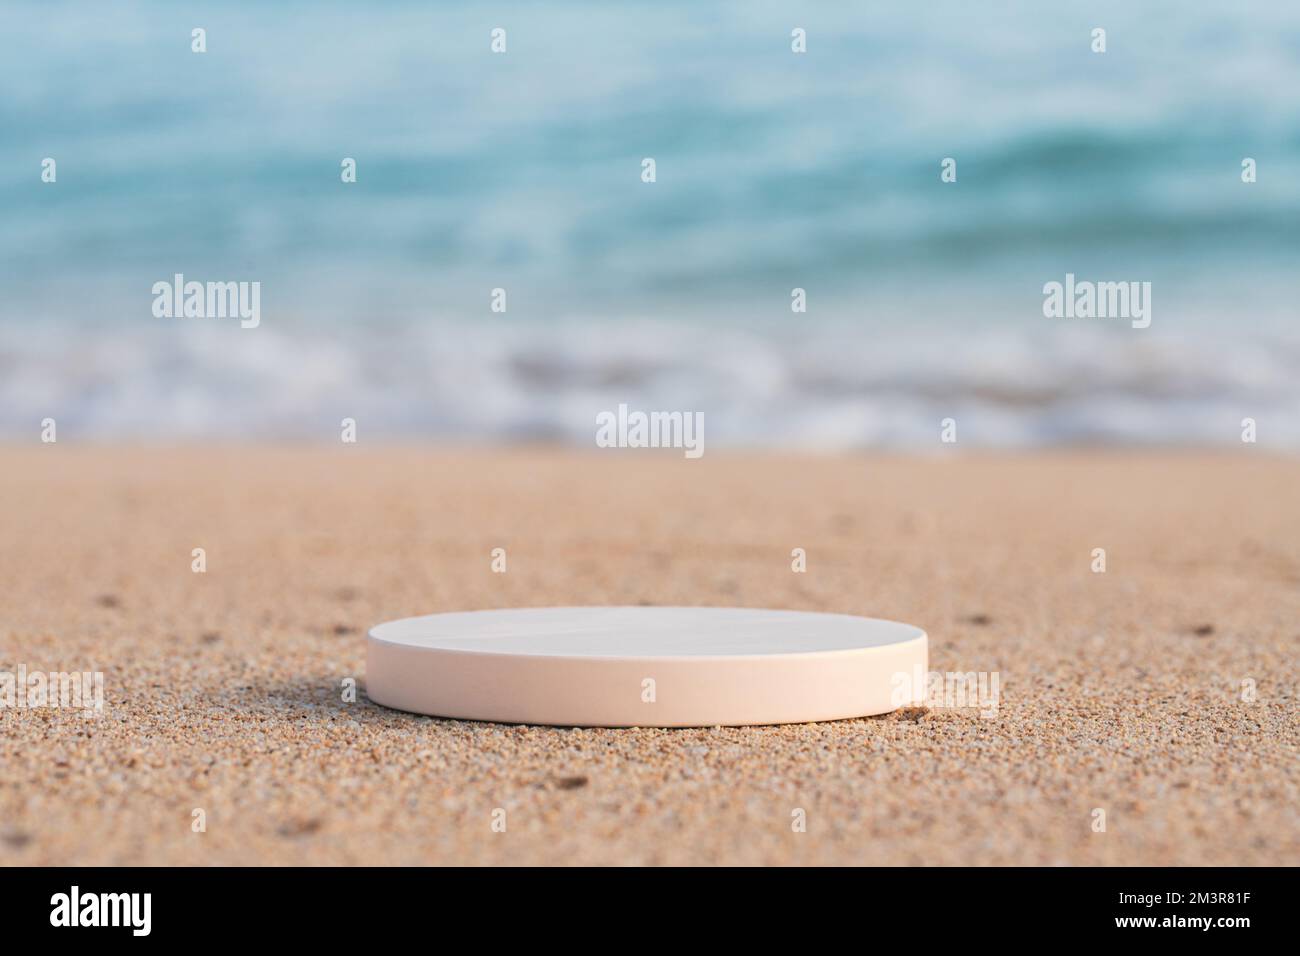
[1,0,1298,446]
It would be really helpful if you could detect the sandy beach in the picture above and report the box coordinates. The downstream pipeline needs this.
[1,447,1296,866]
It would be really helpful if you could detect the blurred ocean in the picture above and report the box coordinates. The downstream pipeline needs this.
[1,0,1298,446]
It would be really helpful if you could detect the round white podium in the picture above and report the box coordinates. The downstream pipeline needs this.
[367,607,927,727]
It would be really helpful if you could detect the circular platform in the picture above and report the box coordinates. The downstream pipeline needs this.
[367,607,927,727]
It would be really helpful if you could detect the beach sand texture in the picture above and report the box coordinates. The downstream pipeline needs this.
[1,447,1297,865]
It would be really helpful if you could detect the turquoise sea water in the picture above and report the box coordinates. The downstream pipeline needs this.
[2,1,1298,445]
